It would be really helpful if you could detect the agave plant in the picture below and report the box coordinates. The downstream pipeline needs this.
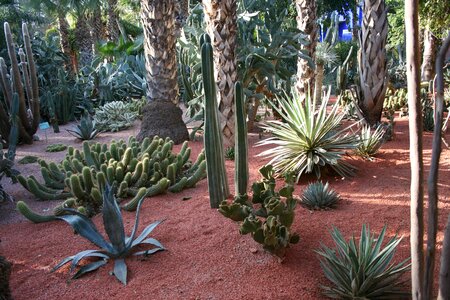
[52,185,164,285]
[94,101,138,132]
[354,124,385,160]
[258,92,358,181]
[300,181,340,210]
[316,225,410,299]
[67,113,100,140]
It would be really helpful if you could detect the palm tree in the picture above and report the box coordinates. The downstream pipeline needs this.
[137,0,188,144]
[420,27,437,81]
[203,0,238,147]
[357,0,388,125]
[295,0,317,99]
[314,42,337,103]
[106,0,119,41]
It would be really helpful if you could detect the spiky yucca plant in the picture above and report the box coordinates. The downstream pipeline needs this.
[355,125,385,160]
[258,92,358,181]
[300,181,340,210]
[316,225,410,299]
[52,185,164,285]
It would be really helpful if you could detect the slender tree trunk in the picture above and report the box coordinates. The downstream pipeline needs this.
[357,0,388,126]
[107,0,120,41]
[295,0,317,99]
[314,63,324,103]
[438,215,450,300]
[430,31,450,300]
[421,28,437,82]
[405,0,424,298]
[203,0,238,147]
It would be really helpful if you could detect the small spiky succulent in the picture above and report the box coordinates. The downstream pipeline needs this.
[67,113,100,140]
[300,181,340,210]
[224,147,235,160]
[354,125,385,160]
[316,225,410,299]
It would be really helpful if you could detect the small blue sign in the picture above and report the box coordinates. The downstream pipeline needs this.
[39,122,50,130]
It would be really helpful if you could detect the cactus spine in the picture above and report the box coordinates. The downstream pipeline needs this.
[234,82,248,196]
[201,34,230,208]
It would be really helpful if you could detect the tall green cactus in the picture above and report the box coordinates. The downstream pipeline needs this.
[201,34,230,208]
[0,22,40,146]
[234,82,248,196]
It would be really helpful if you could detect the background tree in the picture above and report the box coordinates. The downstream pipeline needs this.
[295,0,317,98]
[357,0,388,125]
[405,0,424,297]
[106,0,119,41]
[203,0,237,147]
[137,0,188,144]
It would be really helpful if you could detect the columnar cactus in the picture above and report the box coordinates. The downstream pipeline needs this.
[234,82,248,196]
[17,136,207,222]
[0,22,40,146]
[201,33,230,208]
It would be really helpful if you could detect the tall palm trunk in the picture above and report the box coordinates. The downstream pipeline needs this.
[203,0,237,147]
[137,0,188,144]
[107,0,119,41]
[57,10,74,74]
[357,0,388,125]
[405,0,424,298]
[75,13,93,67]
[89,6,105,55]
[420,28,437,81]
[295,0,317,98]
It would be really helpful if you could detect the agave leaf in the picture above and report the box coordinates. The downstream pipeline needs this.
[125,193,146,250]
[102,186,126,254]
[69,250,109,274]
[72,259,108,279]
[52,255,75,272]
[138,237,164,249]
[133,247,165,257]
[57,211,114,253]
[131,220,163,248]
[113,258,127,285]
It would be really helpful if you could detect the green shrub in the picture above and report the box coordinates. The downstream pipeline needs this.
[224,147,235,160]
[94,101,138,132]
[300,181,340,210]
[354,125,386,160]
[316,225,410,299]
[219,165,299,257]
[45,144,67,152]
[258,93,358,181]
[52,185,164,285]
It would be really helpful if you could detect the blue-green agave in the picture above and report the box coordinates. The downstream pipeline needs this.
[52,185,164,284]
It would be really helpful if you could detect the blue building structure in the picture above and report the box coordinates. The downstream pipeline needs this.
[319,7,363,42]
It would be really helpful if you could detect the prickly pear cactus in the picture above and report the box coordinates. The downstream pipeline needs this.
[219,165,299,257]
[17,136,207,222]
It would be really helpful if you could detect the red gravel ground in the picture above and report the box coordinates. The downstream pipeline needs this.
[0,117,449,299]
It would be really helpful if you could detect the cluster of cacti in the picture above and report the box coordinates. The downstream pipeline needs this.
[17,136,206,221]
[336,46,354,99]
[0,22,40,146]
[234,82,248,197]
[219,165,299,257]
[383,88,408,112]
[201,34,229,208]
[0,144,19,203]
[93,101,139,132]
